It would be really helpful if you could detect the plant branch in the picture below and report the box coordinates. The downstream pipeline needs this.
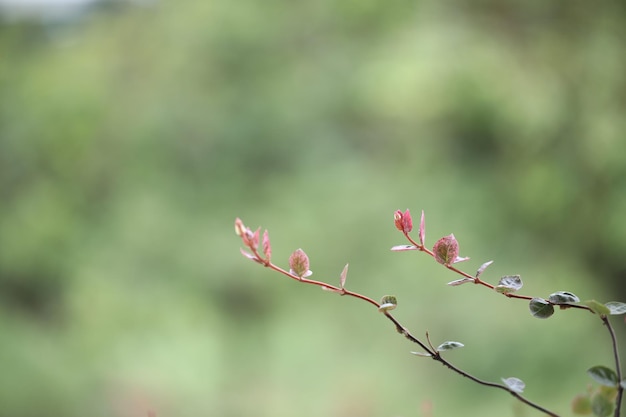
[400,230,594,313]
[602,316,623,417]
[381,313,559,416]
[235,218,561,416]
[434,355,560,417]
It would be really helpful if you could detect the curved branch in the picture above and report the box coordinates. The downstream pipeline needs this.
[602,316,623,417]
[235,217,577,416]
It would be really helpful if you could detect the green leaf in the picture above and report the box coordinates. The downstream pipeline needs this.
[529,298,554,319]
[378,295,397,313]
[501,377,525,393]
[436,341,464,351]
[584,300,611,316]
[410,351,432,357]
[495,275,523,294]
[571,393,592,415]
[622,380,626,389]
[548,291,580,304]
[587,366,618,386]
[604,301,626,315]
[591,392,614,417]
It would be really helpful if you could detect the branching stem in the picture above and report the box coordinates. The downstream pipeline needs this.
[239,234,561,416]
[402,232,595,312]
[236,216,623,417]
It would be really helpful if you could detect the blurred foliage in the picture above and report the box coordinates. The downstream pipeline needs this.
[0,0,625,416]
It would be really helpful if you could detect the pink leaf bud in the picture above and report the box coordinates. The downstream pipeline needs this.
[339,263,349,289]
[289,248,311,278]
[251,227,261,248]
[262,229,271,262]
[234,218,246,237]
[237,219,256,248]
[394,210,404,232]
[394,209,413,233]
[433,234,459,266]
[402,209,413,233]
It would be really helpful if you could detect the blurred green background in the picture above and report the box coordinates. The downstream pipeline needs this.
[1,0,625,416]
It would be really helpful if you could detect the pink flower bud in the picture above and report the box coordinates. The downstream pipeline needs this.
[433,234,459,265]
[289,248,310,278]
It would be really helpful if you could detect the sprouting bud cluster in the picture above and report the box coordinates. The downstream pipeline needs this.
[235,217,312,279]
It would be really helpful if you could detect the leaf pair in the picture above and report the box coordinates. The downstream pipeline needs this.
[411,340,464,357]
[529,292,581,319]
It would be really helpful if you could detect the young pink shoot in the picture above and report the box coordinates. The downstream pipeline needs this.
[289,248,312,279]
[262,229,271,263]
[394,209,413,234]
[433,234,459,266]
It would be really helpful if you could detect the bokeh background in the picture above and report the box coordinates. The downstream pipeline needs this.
[1,0,625,416]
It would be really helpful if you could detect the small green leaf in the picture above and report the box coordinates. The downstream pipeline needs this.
[436,341,464,351]
[495,275,523,294]
[501,377,525,393]
[604,301,626,315]
[587,366,618,386]
[591,392,614,417]
[529,298,554,319]
[548,291,580,304]
[410,351,432,357]
[378,295,397,313]
[571,393,592,415]
[584,300,611,316]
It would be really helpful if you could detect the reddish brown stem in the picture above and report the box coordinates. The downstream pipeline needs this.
[237,215,621,416]
[402,230,595,313]
[239,235,561,416]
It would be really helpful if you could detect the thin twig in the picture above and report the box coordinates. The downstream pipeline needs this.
[380,312,559,416]
[402,231,594,313]
[602,316,623,417]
